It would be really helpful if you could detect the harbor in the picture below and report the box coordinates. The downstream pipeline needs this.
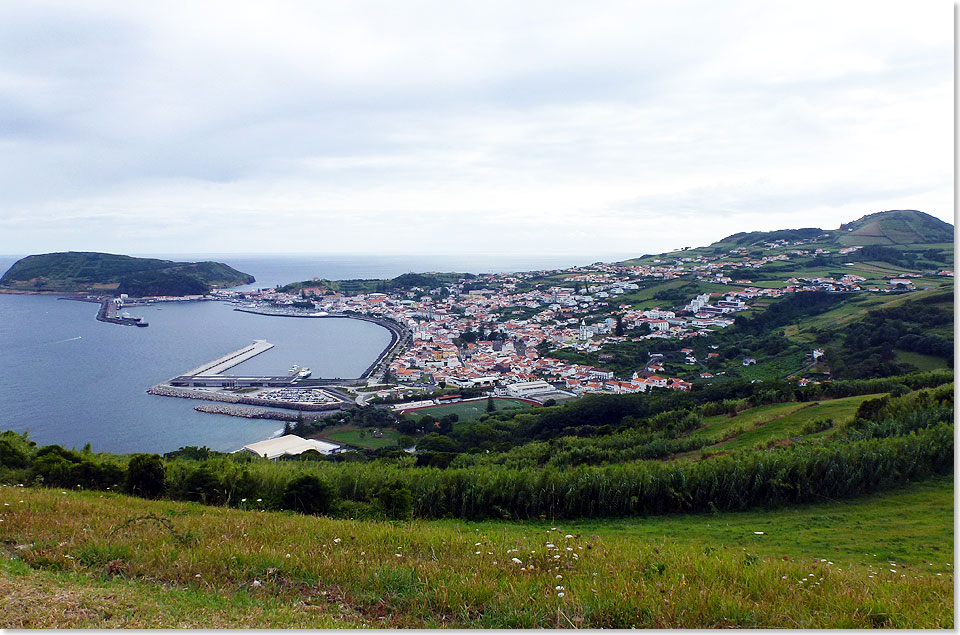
[150,339,350,411]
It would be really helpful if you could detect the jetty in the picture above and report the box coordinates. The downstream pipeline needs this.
[184,339,274,376]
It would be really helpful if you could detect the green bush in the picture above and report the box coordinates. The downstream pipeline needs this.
[125,454,166,498]
[282,473,336,515]
[376,480,413,520]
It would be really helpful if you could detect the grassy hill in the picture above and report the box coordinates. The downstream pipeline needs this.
[838,210,954,246]
[706,209,952,250]
[0,477,951,628]
[0,252,255,296]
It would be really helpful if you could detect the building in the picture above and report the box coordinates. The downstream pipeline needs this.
[242,435,341,459]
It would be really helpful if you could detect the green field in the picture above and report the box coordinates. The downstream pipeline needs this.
[894,349,951,371]
[0,478,951,628]
[686,393,885,456]
[323,426,402,450]
[712,393,881,452]
[401,398,535,421]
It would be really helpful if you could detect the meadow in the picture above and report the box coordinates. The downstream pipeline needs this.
[0,477,951,628]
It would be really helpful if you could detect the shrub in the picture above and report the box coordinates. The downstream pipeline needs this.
[376,480,413,520]
[182,465,224,505]
[125,454,166,498]
[282,473,336,515]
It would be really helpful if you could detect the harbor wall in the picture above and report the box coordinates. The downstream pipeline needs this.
[147,384,345,411]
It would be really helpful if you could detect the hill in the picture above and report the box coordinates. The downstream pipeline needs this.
[837,210,954,246]
[278,271,474,296]
[710,209,952,249]
[0,252,255,296]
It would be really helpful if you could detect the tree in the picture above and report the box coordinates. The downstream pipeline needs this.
[486,396,496,413]
[125,453,166,498]
[615,315,625,337]
[376,480,413,519]
[282,473,336,515]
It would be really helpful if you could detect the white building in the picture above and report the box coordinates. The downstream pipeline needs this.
[242,435,341,459]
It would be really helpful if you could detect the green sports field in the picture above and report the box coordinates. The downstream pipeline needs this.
[400,397,535,421]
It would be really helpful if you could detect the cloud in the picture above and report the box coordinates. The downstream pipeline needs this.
[0,0,952,256]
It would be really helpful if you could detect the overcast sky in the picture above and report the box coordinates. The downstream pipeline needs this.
[0,0,953,257]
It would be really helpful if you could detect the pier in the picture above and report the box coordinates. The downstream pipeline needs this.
[184,339,274,376]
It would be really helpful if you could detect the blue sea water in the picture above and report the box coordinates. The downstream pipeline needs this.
[0,253,611,454]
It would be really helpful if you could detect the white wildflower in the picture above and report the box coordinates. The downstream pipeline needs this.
[557,592,564,597]
[512,557,522,564]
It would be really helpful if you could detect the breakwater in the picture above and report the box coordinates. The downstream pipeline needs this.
[147,384,344,411]
[194,403,332,422]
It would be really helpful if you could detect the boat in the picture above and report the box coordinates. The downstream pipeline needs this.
[289,365,312,379]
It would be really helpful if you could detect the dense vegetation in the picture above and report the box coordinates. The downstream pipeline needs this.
[826,292,954,379]
[0,373,951,522]
[0,252,254,295]
[278,272,474,296]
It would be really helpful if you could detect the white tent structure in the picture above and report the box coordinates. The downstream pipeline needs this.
[242,435,340,459]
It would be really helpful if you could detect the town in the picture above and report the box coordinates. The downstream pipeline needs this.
[196,236,944,406]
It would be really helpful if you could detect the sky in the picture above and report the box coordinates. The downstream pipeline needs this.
[0,0,953,257]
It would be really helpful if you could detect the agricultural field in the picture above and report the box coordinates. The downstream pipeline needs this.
[400,397,535,422]
[0,478,951,628]
[700,393,883,453]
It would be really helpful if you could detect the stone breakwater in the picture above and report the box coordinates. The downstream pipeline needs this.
[194,403,331,422]
[147,385,344,411]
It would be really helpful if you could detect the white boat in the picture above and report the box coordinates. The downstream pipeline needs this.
[289,365,312,379]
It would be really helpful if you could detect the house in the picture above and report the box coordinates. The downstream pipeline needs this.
[743,357,757,366]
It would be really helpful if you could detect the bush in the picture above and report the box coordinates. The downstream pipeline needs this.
[282,473,336,515]
[182,465,224,505]
[125,454,166,498]
[376,480,413,520]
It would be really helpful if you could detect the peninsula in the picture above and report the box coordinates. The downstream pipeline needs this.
[0,251,255,296]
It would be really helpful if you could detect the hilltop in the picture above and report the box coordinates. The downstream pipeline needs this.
[710,209,952,249]
[0,252,255,296]
[837,210,954,246]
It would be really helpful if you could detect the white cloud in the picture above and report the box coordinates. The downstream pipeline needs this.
[0,0,952,256]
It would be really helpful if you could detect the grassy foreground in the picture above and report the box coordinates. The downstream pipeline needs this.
[0,477,952,628]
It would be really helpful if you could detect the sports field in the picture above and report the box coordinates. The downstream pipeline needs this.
[400,397,535,421]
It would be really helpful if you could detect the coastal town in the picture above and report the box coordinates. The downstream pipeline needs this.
[194,237,946,405]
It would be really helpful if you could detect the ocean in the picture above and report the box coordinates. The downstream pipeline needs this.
[0,253,622,454]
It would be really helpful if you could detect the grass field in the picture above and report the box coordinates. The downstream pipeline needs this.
[894,349,951,372]
[708,393,881,452]
[683,393,885,457]
[323,426,402,450]
[400,398,535,421]
[0,478,951,628]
